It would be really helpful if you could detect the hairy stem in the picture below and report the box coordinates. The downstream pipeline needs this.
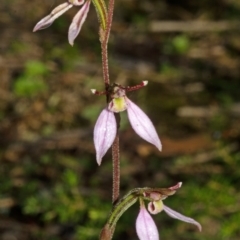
[112,131,120,204]
[106,0,118,205]
[100,28,110,85]
[99,0,120,205]
[100,0,115,85]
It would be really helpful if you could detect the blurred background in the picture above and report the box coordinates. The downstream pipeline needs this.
[1,0,240,239]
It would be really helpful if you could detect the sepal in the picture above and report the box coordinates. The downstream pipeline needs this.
[136,201,159,240]
[126,98,162,151]
[33,3,73,32]
[68,0,91,45]
[93,108,117,165]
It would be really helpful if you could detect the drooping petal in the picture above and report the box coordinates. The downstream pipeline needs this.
[93,108,117,165]
[136,205,160,240]
[126,98,162,151]
[163,204,202,231]
[33,3,73,32]
[148,200,164,215]
[68,0,91,45]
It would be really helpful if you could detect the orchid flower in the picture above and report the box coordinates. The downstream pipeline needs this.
[136,182,202,240]
[33,0,91,45]
[92,81,162,165]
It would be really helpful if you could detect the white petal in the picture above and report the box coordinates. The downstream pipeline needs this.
[33,3,73,32]
[68,0,91,45]
[126,98,162,151]
[163,204,202,231]
[93,108,117,165]
[136,206,160,240]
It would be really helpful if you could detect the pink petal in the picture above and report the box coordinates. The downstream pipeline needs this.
[68,0,91,45]
[126,98,162,151]
[136,206,160,240]
[93,108,117,165]
[33,3,73,32]
[163,204,202,231]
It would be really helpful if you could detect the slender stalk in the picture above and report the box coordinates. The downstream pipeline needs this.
[112,111,120,203]
[112,131,120,203]
[105,0,118,204]
[99,0,120,205]
[100,31,110,85]
[100,0,115,85]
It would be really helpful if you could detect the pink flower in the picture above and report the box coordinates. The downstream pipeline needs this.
[146,183,202,232]
[93,82,162,165]
[136,183,201,240]
[33,0,91,45]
